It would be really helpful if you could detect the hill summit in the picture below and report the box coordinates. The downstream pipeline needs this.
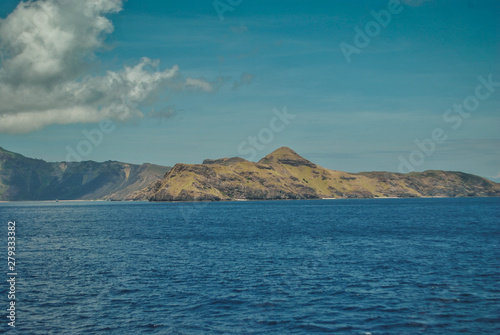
[258,147,316,167]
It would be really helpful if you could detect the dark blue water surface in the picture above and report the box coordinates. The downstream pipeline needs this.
[0,198,499,334]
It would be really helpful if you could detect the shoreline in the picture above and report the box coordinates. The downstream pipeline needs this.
[1,196,499,204]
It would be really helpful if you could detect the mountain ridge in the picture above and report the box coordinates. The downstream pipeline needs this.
[0,147,171,201]
[1,146,498,201]
[130,147,500,201]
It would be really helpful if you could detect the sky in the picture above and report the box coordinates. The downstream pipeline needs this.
[0,0,498,180]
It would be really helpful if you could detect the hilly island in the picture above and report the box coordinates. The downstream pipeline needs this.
[0,146,498,201]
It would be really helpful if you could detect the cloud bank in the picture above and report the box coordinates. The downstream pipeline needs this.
[0,0,213,133]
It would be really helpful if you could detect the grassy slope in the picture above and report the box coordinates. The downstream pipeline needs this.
[145,147,500,201]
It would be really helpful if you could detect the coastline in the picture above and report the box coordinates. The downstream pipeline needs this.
[1,196,499,204]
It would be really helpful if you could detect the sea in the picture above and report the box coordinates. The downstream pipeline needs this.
[0,198,499,334]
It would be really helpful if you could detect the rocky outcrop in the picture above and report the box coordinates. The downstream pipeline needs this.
[202,157,248,165]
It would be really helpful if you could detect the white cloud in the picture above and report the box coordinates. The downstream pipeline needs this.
[185,78,214,93]
[0,0,215,133]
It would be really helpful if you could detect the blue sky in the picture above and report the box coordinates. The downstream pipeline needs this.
[0,0,498,180]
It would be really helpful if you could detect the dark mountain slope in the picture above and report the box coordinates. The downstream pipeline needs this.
[0,147,170,201]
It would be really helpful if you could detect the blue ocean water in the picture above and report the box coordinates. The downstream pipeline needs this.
[0,198,499,334]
